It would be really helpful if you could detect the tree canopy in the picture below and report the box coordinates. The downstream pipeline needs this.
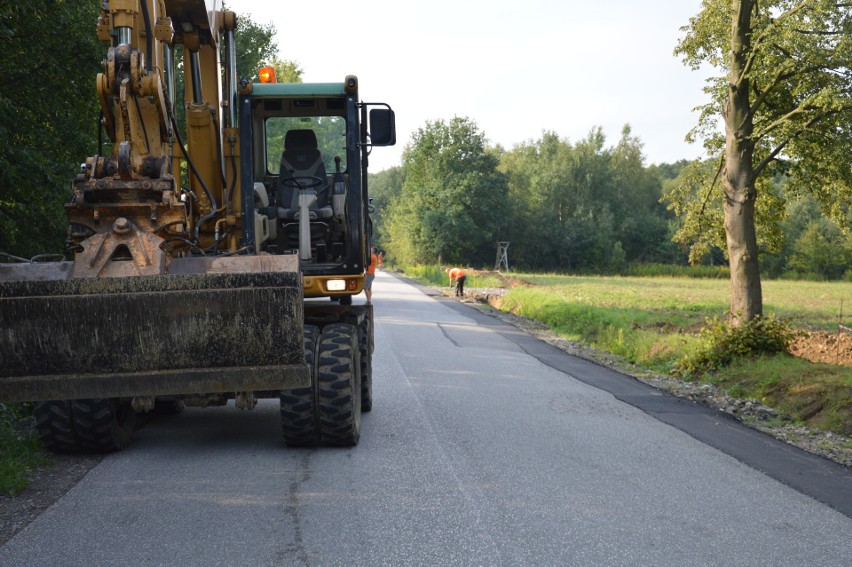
[671,0,852,321]
[373,121,687,272]
[230,16,301,83]
[0,1,102,257]
[499,127,675,272]
[384,117,508,266]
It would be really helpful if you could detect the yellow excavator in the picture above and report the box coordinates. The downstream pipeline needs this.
[0,0,395,450]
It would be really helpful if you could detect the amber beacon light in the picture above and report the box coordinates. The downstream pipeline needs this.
[258,66,277,83]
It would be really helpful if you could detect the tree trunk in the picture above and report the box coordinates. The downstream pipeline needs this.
[723,0,763,325]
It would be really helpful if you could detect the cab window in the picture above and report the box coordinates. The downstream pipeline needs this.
[265,116,347,174]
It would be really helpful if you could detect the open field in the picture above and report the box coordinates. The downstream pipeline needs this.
[516,274,851,332]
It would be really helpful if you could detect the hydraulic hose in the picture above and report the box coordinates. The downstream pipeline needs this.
[166,99,217,240]
[139,0,152,65]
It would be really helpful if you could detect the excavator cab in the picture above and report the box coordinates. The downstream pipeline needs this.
[242,77,396,302]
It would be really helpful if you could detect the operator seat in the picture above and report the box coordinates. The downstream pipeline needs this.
[278,129,333,220]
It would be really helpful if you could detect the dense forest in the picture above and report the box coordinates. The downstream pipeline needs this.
[369,117,852,280]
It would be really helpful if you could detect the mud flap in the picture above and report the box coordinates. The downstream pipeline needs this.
[0,255,309,402]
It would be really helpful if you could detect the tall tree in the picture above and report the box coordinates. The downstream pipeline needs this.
[610,126,673,263]
[499,127,669,272]
[675,0,852,323]
[0,1,102,257]
[368,166,405,250]
[229,16,296,82]
[270,57,303,83]
[385,117,507,266]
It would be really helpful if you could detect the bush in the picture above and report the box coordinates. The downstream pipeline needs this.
[675,315,800,377]
[1,402,46,495]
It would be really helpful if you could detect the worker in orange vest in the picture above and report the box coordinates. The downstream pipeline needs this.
[446,267,467,297]
[365,247,378,303]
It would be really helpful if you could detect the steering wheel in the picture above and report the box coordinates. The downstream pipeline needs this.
[280,175,324,190]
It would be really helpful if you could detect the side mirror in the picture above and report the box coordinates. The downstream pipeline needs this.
[369,108,396,146]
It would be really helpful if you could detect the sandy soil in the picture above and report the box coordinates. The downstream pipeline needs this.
[789,331,852,367]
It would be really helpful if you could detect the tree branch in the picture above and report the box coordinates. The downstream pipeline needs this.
[753,106,807,140]
[744,62,798,127]
[699,155,725,219]
[737,0,820,89]
[793,28,845,35]
[753,140,791,177]
[753,108,849,176]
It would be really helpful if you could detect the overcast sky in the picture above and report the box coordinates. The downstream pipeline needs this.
[239,0,712,171]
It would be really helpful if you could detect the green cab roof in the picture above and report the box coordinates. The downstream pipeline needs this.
[251,82,347,97]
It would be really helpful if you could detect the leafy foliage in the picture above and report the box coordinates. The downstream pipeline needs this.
[500,127,677,272]
[270,58,304,84]
[377,113,848,277]
[663,158,787,264]
[788,218,852,279]
[368,166,405,250]
[675,315,800,377]
[678,1,852,183]
[0,1,102,258]
[230,16,297,83]
[0,7,292,259]
[384,117,508,266]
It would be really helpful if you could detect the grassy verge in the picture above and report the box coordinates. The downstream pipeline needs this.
[402,266,852,436]
[399,265,504,289]
[1,403,48,495]
[710,356,852,434]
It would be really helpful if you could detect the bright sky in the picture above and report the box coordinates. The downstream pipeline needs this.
[239,0,711,171]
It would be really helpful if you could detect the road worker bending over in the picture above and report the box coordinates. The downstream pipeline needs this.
[446,267,467,297]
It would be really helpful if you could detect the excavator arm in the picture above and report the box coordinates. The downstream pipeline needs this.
[0,1,306,412]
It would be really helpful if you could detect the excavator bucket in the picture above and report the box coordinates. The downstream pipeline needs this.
[0,255,309,403]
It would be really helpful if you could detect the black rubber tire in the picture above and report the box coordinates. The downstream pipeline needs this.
[316,323,361,446]
[34,398,136,453]
[280,325,321,447]
[33,401,77,452]
[358,316,373,413]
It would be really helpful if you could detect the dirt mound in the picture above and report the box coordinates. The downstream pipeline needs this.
[789,331,852,367]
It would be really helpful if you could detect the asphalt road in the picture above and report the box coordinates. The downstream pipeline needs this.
[2,271,851,566]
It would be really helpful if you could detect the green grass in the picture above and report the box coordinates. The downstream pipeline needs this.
[622,263,731,279]
[401,265,447,286]
[710,356,852,433]
[1,403,48,495]
[399,265,503,289]
[499,285,704,373]
[511,274,851,332]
